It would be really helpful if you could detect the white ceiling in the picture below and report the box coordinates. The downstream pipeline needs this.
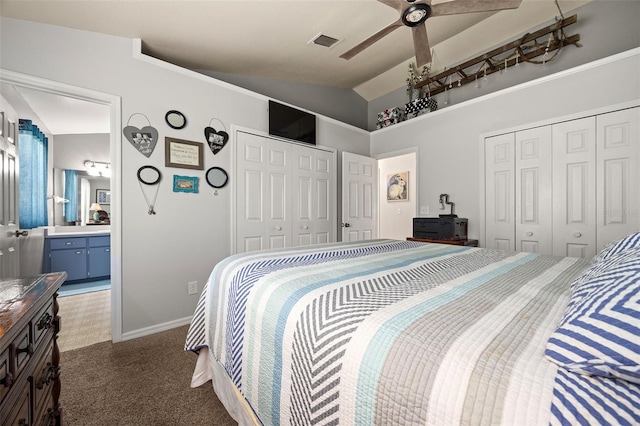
[1,0,589,134]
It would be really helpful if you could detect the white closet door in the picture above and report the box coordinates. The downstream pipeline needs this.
[292,145,335,246]
[485,133,515,251]
[236,132,291,252]
[552,117,597,258]
[515,126,553,254]
[596,107,640,251]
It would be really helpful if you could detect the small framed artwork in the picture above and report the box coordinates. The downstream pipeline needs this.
[165,137,204,170]
[96,189,111,205]
[173,175,199,194]
[387,171,409,201]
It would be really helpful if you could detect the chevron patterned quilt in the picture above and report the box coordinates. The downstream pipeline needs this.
[185,239,640,425]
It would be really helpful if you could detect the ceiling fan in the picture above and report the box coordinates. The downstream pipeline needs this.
[340,0,523,67]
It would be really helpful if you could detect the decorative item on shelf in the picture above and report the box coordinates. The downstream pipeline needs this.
[137,165,162,215]
[376,107,406,129]
[90,203,102,221]
[204,118,229,155]
[123,113,158,158]
[406,63,430,102]
[404,96,438,120]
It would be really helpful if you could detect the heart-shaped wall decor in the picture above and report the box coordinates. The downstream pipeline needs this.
[204,127,229,155]
[123,125,159,158]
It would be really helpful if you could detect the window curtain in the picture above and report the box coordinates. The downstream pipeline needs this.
[64,169,78,223]
[18,119,48,229]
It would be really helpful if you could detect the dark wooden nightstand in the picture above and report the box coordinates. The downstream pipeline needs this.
[407,237,479,247]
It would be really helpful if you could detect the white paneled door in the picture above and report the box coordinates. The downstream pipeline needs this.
[484,133,515,252]
[0,109,20,278]
[596,107,640,251]
[515,126,553,254]
[341,152,377,242]
[552,117,597,258]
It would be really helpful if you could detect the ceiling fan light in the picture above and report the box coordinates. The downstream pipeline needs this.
[402,4,431,27]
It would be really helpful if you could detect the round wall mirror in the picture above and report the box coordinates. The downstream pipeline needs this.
[165,110,187,129]
[137,165,162,185]
[205,167,229,189]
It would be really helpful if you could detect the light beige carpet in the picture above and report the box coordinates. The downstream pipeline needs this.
[60,325,236,425]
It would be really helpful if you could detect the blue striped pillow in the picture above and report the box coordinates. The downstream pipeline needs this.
[546,247,640,384]
[592,231,640,265]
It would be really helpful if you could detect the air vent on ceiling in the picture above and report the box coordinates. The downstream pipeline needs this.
[308,33,341,49]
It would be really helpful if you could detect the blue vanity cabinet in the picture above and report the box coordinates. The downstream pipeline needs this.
[88,236,110,278]
[44,234,111,282]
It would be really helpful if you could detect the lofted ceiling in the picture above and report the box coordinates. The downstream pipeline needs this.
[1,0,589,104]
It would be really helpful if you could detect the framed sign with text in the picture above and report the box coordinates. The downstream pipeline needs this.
[165,137,204,170]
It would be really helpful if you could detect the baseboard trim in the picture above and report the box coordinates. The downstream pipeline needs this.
[120,316,193,342]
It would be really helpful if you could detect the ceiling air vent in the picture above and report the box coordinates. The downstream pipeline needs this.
[308,33,341,49]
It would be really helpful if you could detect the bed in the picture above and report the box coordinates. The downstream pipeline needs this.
[185,237,640,425]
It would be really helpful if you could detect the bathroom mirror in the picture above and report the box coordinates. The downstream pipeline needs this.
[52,168,110,226]
[165,110,187,130]
[205,166,229,189]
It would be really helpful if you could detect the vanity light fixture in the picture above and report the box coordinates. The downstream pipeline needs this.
[84,160,111,177]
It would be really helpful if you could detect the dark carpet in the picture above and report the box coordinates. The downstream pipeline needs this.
[60,325,236,425]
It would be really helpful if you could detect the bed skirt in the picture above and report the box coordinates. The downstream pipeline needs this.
[191,348,260,426]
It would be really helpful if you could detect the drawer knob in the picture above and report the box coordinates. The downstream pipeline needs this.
[37,312,53,330]
[37,363,60,390]
[16,343,34,356]
[0,372,14,387]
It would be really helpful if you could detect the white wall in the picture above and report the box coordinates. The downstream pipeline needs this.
[1,17,369,337]
[371,50,640,242]
[378,152,416,240]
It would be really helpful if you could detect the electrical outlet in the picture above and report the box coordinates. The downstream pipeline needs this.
[188,281,198,295]
[420,205,430,215]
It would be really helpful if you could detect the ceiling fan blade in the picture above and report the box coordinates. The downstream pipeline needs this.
[340,19,403,60]
[431,0,522,16]
[412,25,432,67]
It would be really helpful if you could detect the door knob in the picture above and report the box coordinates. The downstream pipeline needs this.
[275,226,282,231]
[343,223,351,227]
[15,230,28,238]
[526,232,533,237]
[302,225,309,230]
[573,232,582,238]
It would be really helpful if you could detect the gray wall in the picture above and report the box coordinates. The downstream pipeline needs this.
[369,0,640,131]
[1,16,369,338]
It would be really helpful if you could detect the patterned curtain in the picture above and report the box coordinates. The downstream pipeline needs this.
[18,119,48,229]
[64,169,78,222]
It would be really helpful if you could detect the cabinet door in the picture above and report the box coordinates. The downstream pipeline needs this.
[596,107,640,251]
[552,117,596,258]
[50,249,87,281]
[485,133,515,251]
[89,246,110,278]
[515,126,553,254]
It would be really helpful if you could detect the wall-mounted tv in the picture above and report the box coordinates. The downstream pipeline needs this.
[268,100,316,145]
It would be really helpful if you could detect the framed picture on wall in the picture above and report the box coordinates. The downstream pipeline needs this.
[96,189,111,205]
[387,171,409,201]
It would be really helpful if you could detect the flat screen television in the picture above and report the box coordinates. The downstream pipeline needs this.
[268,100,316,145]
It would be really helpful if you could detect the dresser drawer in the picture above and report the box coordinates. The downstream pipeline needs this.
[49,237,86,250]
[1,382,30,426]
[0,347,10,402]
[32,340,55,425]
[88,235,110,247]
[32,301,54,347]
[12,326,32,377]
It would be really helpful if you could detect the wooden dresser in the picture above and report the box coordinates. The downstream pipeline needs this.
[0,272,66,426]
[407,237,479,247]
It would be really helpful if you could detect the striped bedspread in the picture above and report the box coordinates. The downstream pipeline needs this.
[185,239,600,425]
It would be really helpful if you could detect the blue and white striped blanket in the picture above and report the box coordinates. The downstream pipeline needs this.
[185,239,637,425]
